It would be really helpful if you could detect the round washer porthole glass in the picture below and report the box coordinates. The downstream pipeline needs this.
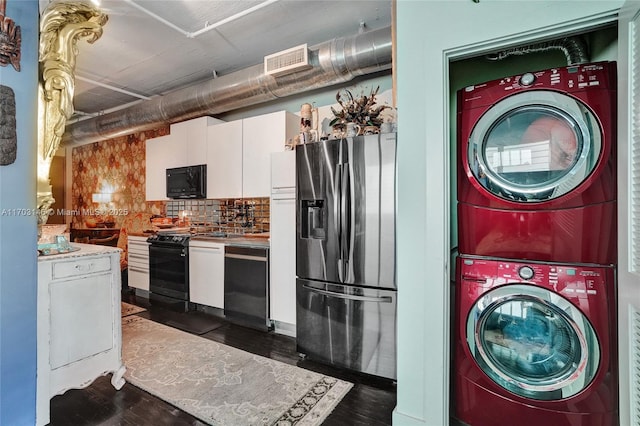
[467,285,601,400]
[482,107,582,189]
[478,298,581,383]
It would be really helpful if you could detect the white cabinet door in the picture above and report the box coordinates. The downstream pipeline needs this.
[49,272,114,369]
[269,196,296,326]
[189,241,225,309]
[270,151,297,326]
[206,120,243,199]
[271,150,296,189]
[173,116,224,164]
[242,111,298,198]
[145,134,186,200]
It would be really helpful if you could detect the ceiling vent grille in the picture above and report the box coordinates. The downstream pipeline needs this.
[264,44,311,77]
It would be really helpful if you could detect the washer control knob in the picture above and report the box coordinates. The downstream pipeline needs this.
[519,73,535,86]
[519,266,535,280]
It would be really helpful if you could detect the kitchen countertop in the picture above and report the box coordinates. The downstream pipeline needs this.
[38,243,121,261]
[128,230,270,248]
[190,235,270,248]
[128,231,155,238]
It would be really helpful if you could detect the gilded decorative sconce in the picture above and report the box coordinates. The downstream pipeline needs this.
[37,1,107,232]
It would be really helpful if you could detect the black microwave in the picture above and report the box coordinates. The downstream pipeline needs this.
[166,164,207,199]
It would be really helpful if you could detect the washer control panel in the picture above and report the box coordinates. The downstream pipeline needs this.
[458,256,611,297]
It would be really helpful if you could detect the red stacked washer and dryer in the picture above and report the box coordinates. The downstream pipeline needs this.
[453,62,618,426]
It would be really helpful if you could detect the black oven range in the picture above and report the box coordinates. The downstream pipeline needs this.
[147,233,192,312]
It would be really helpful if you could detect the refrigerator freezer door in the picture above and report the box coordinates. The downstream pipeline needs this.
[296,278,397,379]
[296,134,396,289]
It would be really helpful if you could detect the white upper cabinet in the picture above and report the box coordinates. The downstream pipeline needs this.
[146,111,297,201]
[206,120,243,199]
[271,149,296,190]
[145,116,223,201]
[145,134,184,201]
[242,111,298,198]
[171,116,222,164]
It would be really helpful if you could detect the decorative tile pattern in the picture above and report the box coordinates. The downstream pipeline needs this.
[166,198,270,234]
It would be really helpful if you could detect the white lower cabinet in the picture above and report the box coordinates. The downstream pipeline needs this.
[127,235,149,291]
[37,245,125,426]
[269,151,297,333]
[189,240,225,309]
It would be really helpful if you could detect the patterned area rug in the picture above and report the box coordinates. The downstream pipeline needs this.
[121,302,147,317]
[121,316,352,425]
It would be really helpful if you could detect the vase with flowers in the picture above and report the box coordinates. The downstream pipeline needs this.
[329,86,390,137]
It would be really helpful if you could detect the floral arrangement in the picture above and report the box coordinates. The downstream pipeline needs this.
[329,86,390,128]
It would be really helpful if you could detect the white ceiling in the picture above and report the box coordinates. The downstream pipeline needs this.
[40,0,393,121]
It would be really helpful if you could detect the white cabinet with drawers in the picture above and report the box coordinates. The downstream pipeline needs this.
[127,235,150,291]
[37,244,125,426]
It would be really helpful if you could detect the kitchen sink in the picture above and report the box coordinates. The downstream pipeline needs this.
[197,232,243,238]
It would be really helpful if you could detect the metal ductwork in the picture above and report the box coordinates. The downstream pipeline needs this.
[485,36,590,66]
[62,26,393,146]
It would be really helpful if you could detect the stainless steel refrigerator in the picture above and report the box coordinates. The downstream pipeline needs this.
[296,133,396,380]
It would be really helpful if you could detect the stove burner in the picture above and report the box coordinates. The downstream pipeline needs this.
[147,233,190,246]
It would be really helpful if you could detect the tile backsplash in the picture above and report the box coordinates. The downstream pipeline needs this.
[166,197,270,234]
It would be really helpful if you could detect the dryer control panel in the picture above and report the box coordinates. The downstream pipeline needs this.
[460,61,616,109]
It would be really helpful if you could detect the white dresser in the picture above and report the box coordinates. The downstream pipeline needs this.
[37,244,125,426]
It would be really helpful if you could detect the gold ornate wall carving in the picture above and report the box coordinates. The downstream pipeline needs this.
[37,0,107,231]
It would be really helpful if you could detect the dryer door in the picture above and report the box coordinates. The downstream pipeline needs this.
[467,91,601,202]
[466,284,600,400]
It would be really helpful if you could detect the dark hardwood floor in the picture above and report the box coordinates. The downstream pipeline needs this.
[49,292,397,425]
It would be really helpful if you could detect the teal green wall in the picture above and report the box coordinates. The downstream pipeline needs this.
[0,1,39,424]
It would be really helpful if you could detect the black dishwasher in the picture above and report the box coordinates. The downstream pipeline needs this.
[224,245,270,331]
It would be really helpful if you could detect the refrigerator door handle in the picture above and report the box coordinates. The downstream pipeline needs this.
[341,165,348,259]
[302,284,393,303]
[334,164,345,281]
[341,165,352,279]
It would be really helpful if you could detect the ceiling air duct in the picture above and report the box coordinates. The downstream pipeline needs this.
[485,36,590,66]
[62,26,393,146]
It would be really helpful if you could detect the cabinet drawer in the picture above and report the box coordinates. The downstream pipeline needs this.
[128,242,149,253]
[128,253,149,265]
[53,256,112,279]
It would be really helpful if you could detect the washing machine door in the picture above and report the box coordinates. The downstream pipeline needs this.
[468,91,601,202]
[466,284,600,400]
